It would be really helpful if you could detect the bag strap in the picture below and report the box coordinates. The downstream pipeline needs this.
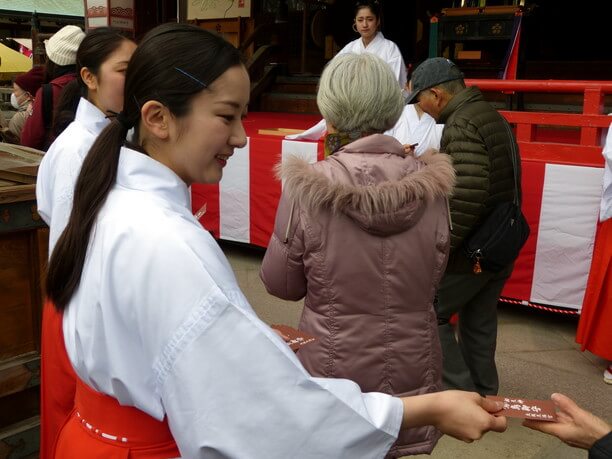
[501,119,521,207]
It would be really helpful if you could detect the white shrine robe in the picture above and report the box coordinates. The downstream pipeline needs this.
[63,146,403,458]
[337,32,407,90]
[384,104,444,157]
[286,32,407,141]
[36,97,110,254]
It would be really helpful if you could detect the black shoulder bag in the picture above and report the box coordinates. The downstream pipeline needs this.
[463,121,530,274]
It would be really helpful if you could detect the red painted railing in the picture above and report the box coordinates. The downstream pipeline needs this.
[465,79,612,166]
[461,80,612,314]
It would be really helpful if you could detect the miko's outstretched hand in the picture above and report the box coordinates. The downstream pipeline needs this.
[401,390,507,443]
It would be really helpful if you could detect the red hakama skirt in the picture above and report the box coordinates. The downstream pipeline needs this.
[40,300,77,458]
[576,219,612,361]
[42,299,179,457]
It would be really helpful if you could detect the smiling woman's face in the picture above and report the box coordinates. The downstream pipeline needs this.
[162,65,250,186]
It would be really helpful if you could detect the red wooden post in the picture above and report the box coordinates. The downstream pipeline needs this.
[515,123,535,143]
[581,87,605,146]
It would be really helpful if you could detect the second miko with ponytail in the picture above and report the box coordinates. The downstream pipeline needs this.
[35,27,136,459]
[38,27,136,253]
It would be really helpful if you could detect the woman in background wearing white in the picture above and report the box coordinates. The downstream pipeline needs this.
[337,0,406,89]
[288,0,407,141]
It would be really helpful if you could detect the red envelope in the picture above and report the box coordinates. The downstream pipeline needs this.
[270,324,317,351]
[486,395,557,422]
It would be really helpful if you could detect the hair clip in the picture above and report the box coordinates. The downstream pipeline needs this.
[174,67,207,88]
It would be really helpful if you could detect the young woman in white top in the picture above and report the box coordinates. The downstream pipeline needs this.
[35,27,136,459]
[38,27,137,252]
[385,103,443,156]
[45,23,506,458]
[338,0,407,89]
[288,0,408,141]
[385,79,444,156]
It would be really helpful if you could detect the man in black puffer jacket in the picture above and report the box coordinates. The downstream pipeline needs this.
[407,58,520,395]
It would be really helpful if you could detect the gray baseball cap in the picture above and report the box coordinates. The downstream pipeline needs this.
[406,57,464,104]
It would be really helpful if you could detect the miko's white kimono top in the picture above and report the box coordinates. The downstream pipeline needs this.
[62,146,403,458]
[337,32,407,90]
[37,97,110,253]
[384,104,444,157]
[286,32,407,141]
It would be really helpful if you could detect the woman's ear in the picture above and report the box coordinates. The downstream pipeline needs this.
[140,100,171,141]
[80,67,97,92]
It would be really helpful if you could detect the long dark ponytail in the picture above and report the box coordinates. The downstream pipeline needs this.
[52,28,133,138]
[46,23,243,310]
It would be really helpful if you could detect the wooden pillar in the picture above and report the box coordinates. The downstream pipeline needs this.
[30,13,47,67]
[177,0,187,23]
[0,145,47,457]
[300,1,309,74]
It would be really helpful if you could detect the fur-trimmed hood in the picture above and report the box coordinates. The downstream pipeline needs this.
[279,134,455,236]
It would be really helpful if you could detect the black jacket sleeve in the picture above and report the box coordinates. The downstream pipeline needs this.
[589,431,612,459]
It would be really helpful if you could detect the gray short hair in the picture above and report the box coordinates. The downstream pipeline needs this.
[317,53,404,133]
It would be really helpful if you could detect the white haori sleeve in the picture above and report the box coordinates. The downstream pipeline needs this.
[336,38,360,56]
[411,117,443,157]
[333,35,406,89]
[35,153,53,225]
[385,105,442,156]
[371,35,407,89]
[36,128,83,225]
[284,118,327,140]
[385,105,416,145]
[384,50,407,90]
[159,288,402,458]
[36,124,95,253]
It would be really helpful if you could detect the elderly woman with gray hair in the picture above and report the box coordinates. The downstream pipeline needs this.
[261,53,458,458]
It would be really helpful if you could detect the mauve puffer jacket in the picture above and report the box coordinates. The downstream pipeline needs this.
[260,134,456,457]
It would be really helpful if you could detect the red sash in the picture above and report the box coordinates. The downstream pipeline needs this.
[41,299,180,458]
[54,378,180,458]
